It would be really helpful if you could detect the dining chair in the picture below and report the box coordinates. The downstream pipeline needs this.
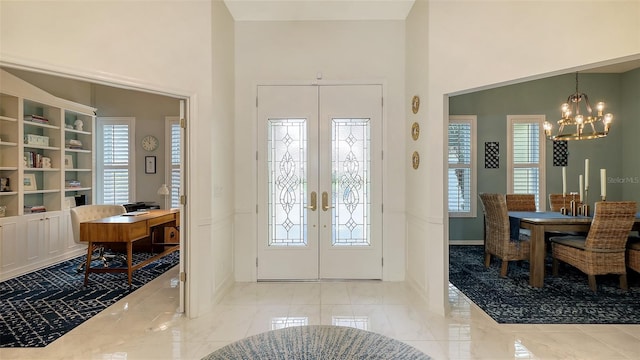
[479,193,531,278]
[70,204,127,271]
[550,201,637,292]
[505,194,536,211]
[549,193,583,212]
[627,236,640,274]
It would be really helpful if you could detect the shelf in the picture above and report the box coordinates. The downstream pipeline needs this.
[0,141,18,147]
[65,187,91,192]
[0,191,17,196]
[64,148,91,153]
[65,168,91,172]
[24,189,60,195]
[24,168,60,172]
[23,120,60,130]
[64,128,91,135]
[0,115,17,122]
[0,167,18,171]
[23,144,60,151]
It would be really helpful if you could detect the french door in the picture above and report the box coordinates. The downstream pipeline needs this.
[257,85,383,280]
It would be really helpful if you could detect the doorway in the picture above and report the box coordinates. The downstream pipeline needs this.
[256,85,383,280]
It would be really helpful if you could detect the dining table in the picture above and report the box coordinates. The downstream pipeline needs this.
[508,211,640,288]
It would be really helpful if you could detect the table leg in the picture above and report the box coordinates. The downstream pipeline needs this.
[127,242,133,287]
[529,225,545,288]
[84,242,93,286]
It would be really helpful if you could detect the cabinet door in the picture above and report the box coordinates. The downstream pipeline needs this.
[0,217,21,274]
[25,214,46,262]
[45,211,63,257]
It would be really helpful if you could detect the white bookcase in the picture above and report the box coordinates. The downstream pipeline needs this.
[0,69,96,280]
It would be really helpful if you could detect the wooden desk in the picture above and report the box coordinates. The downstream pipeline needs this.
[80,209,180,286]
[510,211,640,288]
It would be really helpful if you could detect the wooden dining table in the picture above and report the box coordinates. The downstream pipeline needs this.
[508,211,640,288]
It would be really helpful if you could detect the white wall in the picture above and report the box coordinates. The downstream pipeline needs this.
[406,0,640,315]
[0,0,235,318]
[234,20,407,281]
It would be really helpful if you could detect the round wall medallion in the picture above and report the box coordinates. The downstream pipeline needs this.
[411,122,420,141]
[411,95,420,114]
[412,151,420,169]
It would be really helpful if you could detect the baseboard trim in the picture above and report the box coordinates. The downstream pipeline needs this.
[450,240,484,246]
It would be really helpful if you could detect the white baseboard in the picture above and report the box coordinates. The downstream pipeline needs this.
[449,240,484,246]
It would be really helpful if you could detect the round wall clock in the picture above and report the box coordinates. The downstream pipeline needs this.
[411,122,420,141]
[411,95,420,114]
[141,135,159,151]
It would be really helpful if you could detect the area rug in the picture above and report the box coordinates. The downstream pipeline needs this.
[203,325,430,360]
[449,245,640,324]
[0,251,179,348]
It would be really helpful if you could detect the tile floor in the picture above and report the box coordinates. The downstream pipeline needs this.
[1,266,639,360]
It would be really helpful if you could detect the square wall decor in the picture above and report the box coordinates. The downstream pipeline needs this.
[553,140,568,167]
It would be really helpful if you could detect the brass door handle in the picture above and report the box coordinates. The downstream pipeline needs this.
[305,191,317,211]
[322,191,334,211]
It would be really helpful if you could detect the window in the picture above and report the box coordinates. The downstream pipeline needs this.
[448,115,476,217]
[507,115,546,210]
[166,117,181,208]
[96,117,135,204]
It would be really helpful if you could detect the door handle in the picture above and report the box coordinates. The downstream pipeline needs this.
[322,191,334,211]
[305,191,317,211]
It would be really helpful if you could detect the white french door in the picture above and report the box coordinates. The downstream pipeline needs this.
[257,85,383,280]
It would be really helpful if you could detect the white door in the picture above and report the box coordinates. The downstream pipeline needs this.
[257,85,382,280]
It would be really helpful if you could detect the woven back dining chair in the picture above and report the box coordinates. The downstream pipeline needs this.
[627,236,640,274]
[479,193,531,278]
[548,193,584,212]
[550,201,637,292]
[505,194,536,211]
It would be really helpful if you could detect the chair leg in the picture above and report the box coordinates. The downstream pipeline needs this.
[552,258,559,276]
[620,274,628,290]
[588,275,597,292]
[500,261,509,278]
[484,252,491,268]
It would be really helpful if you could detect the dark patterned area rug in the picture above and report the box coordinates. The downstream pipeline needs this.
[203,325,431,360]
[449,245,640,324]
[0,251,179,347]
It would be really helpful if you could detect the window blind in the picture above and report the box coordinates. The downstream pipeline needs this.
[98,119,133,204]
[510,119,544,209]
[170,123,181,208]
[448,119,475,216]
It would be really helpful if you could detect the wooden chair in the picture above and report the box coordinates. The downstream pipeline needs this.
[551,201,637,292]
[627,236,640,274]
[506,194,536,211]
[479,193,531,278]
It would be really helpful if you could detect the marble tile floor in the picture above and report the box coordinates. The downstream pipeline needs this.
[2,266,639,360]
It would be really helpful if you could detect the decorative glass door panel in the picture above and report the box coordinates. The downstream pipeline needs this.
[257,85,382,280]
[268,119,307,247]
[332,118,370,246]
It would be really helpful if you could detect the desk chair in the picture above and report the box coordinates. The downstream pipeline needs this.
[70,204,127,271]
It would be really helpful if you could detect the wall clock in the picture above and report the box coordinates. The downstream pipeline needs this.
[141,135,159,151]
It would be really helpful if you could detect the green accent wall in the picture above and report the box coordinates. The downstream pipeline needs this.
[449,71,639,241]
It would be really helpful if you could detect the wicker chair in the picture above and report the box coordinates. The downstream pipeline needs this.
[506,194,536,211]
[627,236,640,274]
[551,201,637,292]
[549,193,582,212]
[479,193,531,278]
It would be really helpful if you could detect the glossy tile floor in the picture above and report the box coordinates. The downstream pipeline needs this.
[2,266,639,360]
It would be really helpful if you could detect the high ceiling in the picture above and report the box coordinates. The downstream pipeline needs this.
[223,0,415,21]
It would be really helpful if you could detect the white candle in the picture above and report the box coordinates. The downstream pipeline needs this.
[562,167,567,196]
[600,169,607,198]
[579,175,584,202]
[584,159,589,189]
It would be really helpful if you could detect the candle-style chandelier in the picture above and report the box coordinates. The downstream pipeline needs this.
[544,72,613,141]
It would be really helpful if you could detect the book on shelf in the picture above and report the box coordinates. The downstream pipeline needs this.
[24,114,49,124]
[24,151,43,168]
[24,205,46,213]
[65,180,81,188]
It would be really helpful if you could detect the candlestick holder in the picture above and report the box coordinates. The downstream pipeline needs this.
[560,194,567,215]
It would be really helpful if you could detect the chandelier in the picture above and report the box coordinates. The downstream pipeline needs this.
[544,72,613,141]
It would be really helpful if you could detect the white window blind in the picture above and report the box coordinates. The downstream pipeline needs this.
[448,116,476,217]
[507,115,546,210]
[170,121,181,208]
[97,118,135,205]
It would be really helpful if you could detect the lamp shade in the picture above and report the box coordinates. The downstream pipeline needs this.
[157,184,170,196]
